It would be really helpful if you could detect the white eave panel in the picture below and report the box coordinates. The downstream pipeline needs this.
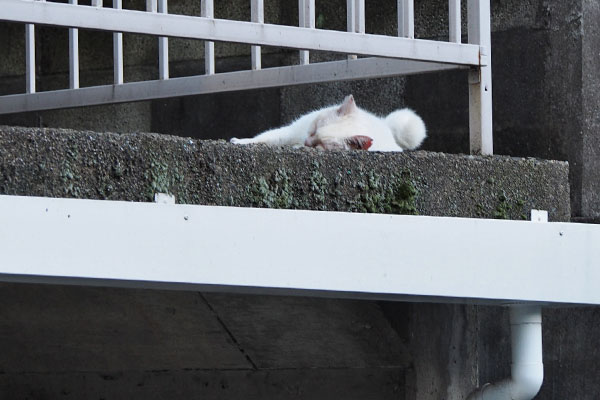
[0,195,598,306]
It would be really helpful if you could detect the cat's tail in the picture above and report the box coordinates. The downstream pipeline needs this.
[384,109,427,150]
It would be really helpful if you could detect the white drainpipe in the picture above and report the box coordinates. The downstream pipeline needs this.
[467,305,544,400]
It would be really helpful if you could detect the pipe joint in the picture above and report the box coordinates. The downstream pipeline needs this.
[467,305,543,400]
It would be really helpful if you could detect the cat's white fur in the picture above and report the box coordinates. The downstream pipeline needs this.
[230,94,426,152]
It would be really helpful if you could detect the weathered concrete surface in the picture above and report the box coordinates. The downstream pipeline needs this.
[0,366,407,400]
[581,0,600,222]
[203,293,410,369]
[0,283,250,372]
[3,280,599,400]
[382,303,479,400]
[0,283,409,400]
[0,126,570,221]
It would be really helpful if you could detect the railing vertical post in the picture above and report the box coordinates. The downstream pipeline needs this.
[355,0,365,34]
[299,0,315,65]
[467,0,493,155]
[251,0,264,70]
[113,0,124,84]
[347,0,356,32]
[201,0,215,75]
[25,23,35,94]
[24,0,46,93]
[158,0,169,79]
[68,0,79,89]
[91,0,102,7]
[347,0,365,60]
[449,0,461,43]
[398,0,414,38]
[146,0,156,12]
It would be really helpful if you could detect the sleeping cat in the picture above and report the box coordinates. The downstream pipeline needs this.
[230,94,426,152]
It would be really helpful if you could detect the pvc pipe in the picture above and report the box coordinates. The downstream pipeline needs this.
[467,305,543,400]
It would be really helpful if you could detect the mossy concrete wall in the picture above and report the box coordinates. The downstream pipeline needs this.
[0,126,570,221]
[0,125,595,400]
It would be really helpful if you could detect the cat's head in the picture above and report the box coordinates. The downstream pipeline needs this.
[304,95,373,151]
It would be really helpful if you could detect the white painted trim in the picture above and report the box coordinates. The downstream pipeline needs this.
[0,58,464,114]
[1,195,598,306]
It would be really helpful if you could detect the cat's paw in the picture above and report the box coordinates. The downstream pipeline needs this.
[230,137,254,145]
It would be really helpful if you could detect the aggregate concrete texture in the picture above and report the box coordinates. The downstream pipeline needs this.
[1,0,597,223]
[0,125,570,221]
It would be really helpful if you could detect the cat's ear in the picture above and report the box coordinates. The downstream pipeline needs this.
[337,94,358,116]
[345,135,373,150]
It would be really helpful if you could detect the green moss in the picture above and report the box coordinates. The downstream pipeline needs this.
[494,193,511,219]
[475,202,485,217]
[145,159,185,201]
[250,168,297,209]
[60,151,81,197]
[310,169,329,210]
[355,170,418,215]
[493,192,529,220]
[112,162,124,178]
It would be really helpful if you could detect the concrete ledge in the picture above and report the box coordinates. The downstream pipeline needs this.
[0,125,570,221]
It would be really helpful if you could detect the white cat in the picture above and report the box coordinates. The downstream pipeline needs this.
[230,94,426,152]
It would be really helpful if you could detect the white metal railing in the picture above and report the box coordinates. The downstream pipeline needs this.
[0,0,493,154]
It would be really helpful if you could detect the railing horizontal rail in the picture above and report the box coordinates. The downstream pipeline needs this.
[0,58,463,114]
[0,0,485,67]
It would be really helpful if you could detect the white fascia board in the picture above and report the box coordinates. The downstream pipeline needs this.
[0,58,462,114]
[1,195,598,306]
[0,0,483,66]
